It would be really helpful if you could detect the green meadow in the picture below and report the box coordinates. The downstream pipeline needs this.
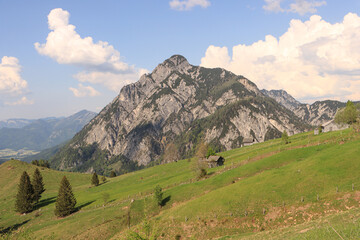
[0,128,359,239]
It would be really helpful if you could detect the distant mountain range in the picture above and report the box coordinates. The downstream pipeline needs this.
[0,110,97,161]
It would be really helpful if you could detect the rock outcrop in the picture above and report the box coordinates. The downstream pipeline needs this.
[261,89,346,126]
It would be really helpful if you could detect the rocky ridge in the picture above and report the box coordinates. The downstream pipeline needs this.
[51,55,308,174]
[261,89,346,126]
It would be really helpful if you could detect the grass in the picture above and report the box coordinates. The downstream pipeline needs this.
[0,128,359,239]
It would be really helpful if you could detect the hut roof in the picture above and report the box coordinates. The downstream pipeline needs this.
[206,156,222,162]
[243,137,254,143]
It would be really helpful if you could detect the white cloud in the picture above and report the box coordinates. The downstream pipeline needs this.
[170,0,210,11]
[69,84,100,97]
[201,13,360,102]
[5,96,34,106]
[74,68,148,93]
[35,8,146,94]
[263,0,326,15]
[263,0,284,13]
[289,0,326,15]
[0,56,28,94]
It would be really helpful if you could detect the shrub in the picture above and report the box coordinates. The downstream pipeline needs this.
[91,173,99,186]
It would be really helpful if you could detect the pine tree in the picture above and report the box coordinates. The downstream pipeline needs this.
[32,168,45,203]
[54,176,77,217]
[154,185,163,207]
[110,171,116,178]
[91,172,99,186]
[15,171,34,213]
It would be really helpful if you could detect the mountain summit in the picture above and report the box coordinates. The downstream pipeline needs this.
[51,55,308,174]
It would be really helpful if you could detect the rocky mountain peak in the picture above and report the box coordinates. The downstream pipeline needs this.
[261,89,301,111]
[164,55,189,67]
[151,55,192,80]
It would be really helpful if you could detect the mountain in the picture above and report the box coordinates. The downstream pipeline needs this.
[51,55,309,175]
[261,89,346,126]
[260,89,301,111]
[0,110,97,153]
[293,100,346,126]
[0,119,36,129]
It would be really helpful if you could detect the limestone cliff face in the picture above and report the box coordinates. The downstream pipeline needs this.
[52,55,308,174]
[261,89,346,126]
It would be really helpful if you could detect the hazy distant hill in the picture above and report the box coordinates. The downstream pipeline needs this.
[0,110,97,153]
[0,119,36,129]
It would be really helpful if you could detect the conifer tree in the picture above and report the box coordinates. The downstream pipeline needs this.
[91,172,99,186]
[15,171,34,213]
[54,176,77,217]
[32,168,45,203]
[154,185,163,207]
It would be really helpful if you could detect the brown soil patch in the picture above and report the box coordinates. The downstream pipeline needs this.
[354,191,360,201]
[299,227,312,233]
[265,207,282,221]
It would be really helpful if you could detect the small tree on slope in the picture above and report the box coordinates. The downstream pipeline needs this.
[54,176,77,217]
[154,185,163,207]
[15,171,34,213]
[282,130,289,144]
[32,168,45,203]
[91,172,99,186]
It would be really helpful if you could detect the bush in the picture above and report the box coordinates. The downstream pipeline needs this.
[206,147,216,158]
[282,130,289,144]
[102,193,110,205]
[91,173,99,186]
[101,176,107,183]
[191,158,207,180]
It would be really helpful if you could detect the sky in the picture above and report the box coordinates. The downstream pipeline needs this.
[0,0,359,120]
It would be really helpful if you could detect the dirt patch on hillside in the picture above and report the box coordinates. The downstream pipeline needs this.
[265,207,282,221]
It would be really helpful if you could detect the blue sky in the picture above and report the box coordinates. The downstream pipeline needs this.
[0,0,359,120]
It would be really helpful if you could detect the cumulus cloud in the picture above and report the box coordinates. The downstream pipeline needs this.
[35,8,146,94]
[5,96,34,106]
[170,0,210,11]
[74,68,148,93]
[0,56,28,94]
[201,13,360,102]
[69,84,100,97]
[263,0,326,15]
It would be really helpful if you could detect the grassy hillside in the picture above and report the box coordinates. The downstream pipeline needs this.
[0,128,359,239]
